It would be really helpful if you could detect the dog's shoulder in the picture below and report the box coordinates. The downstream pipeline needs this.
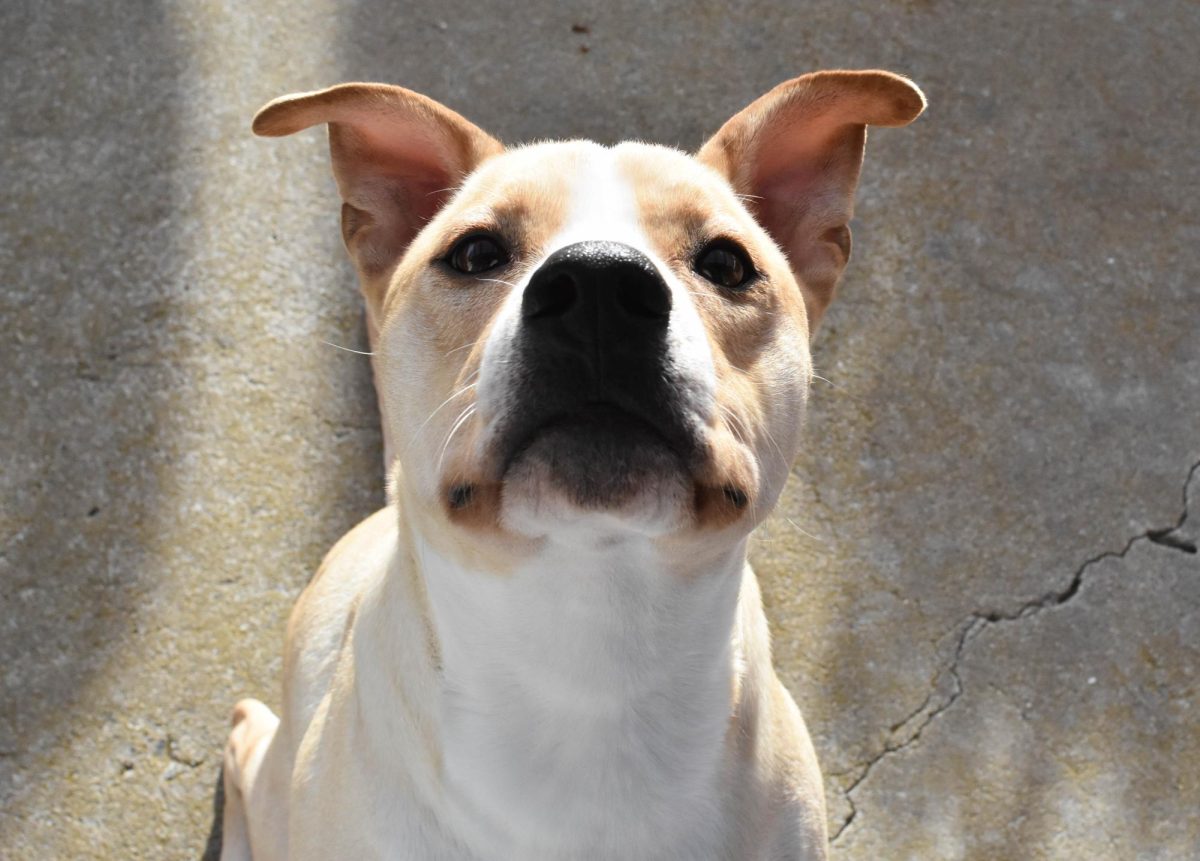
[282,507,399,731]
[731,567,830,855]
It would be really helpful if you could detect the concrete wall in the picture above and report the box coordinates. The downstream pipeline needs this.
[2,1,1197,858]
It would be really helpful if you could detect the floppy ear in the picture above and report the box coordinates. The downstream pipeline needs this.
[253,83,503,326]
[697,70,925,330]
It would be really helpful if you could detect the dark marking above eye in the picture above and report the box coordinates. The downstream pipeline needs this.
[446,234,509,275]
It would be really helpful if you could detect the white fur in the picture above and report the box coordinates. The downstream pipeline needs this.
[549,143,650,250]
[419,534,747,858]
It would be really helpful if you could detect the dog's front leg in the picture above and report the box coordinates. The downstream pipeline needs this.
[221,698,289,861]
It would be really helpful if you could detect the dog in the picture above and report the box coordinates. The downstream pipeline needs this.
[219,70,924,860]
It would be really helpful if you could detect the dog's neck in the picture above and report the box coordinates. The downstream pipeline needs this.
[410,523,749,854]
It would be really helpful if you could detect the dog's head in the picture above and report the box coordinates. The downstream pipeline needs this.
[254,72,923,550]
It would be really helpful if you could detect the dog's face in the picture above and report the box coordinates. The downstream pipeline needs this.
[254,72,924,548]
[384,141,810,540]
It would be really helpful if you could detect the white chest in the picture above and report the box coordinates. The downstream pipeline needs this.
[416,534,744,859]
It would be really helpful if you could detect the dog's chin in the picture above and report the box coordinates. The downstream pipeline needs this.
[497,413,694,538]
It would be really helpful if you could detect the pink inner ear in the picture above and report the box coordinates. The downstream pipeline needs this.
[750,116,862,226]
[340,121,460,207]
[409,181,455,228]
[750,142,860,256]
[745,125,865,328]
[755,165,830,224]
[754,180,848,322]
[331,122,464,274]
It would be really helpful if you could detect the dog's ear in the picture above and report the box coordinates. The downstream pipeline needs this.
[697,70,924,330]
[253,83,503,282]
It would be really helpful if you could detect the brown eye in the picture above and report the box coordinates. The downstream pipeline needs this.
[696,241,754,290]
[447,234,509,274]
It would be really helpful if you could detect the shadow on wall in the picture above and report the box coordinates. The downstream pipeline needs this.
[1,4,385,858]
[0,0,188,821]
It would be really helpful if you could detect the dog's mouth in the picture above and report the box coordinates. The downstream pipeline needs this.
[497,399,693,508]
[506,400,680,459]
[437,402,757,535]
[434,392,756,535]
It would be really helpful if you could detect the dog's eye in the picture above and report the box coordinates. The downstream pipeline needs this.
[447,235,509,274]
[695,241,754,290]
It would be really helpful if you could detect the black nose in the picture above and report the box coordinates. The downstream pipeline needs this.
[521,241,672,363]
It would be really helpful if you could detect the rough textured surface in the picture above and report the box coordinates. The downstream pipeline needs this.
[2,1,1197,858]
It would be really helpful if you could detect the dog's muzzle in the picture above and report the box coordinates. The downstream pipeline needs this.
[490,240,702,507]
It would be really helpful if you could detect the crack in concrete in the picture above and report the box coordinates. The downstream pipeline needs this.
[829,616,974,843]
[829,458,1199,845]
[1147,528,1197,554]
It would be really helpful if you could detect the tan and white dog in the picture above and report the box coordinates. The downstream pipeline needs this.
[220,70,924,860]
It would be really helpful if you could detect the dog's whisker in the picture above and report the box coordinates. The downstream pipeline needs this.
[685,289,726,306]
[720,405,765,524]
[435,404,477,477]
[759,423,789,472]
[718,404,745,443]
[717,405,757,521]
[719,404,788,500]
[404,383,478,455]
[785,517,825,544]
[719,404,752,448]
[477,276,522,290]
[321,340,375,357]
[445,338,487,358]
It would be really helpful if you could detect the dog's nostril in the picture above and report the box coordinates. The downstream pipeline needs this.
[617,279,671,320]
[521,241,672,342]
[523,272,578,320]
